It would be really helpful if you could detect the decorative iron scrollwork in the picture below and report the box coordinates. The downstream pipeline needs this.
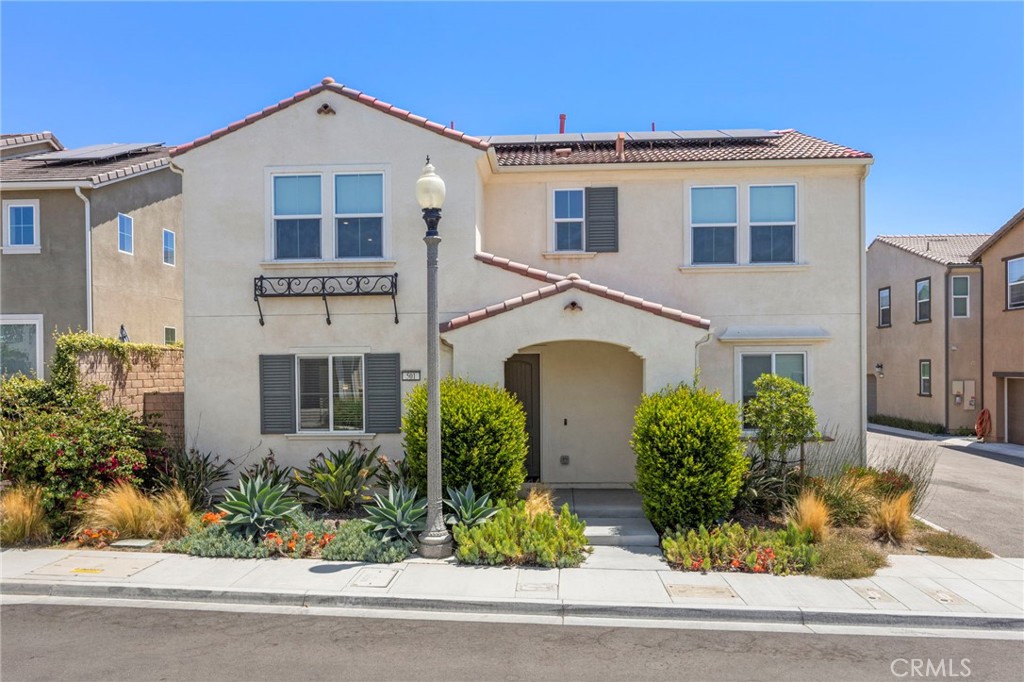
[253,273,398,326]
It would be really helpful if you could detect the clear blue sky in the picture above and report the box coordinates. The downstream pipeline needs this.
[2,2,1021,241]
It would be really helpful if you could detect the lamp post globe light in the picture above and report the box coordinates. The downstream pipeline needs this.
[415,158,452,558]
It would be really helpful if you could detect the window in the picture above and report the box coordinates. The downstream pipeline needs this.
[749,185,796,263]
[740,352,806,426]
[164,327,176,344]
[919,360,932,396]
[118,214,133,254]
[0,315,43,377]
[553,189,584,251]
[335,173,384,258]
[297,355,364,432]
[1008,257,1024,310]
[2,199,40,252]
[951,276,969,318]
[878,287,891,327]
[691,186,737,264]
[162,229,176,266]
[915,277,931,322]
[273,175,321,259]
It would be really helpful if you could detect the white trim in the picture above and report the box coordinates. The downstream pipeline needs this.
[0,314,44,377]
[734,347,811,429]
[687,184,738,265]
[117,213,134,255]
[915,277,931,322]
[677,264,809,274]
[162,228,176,266]
[2,198,41,252]
[719,326,830,344]
[1007,257,1024,310]
[542,251,598,260]
[951,275,969,318]
[260,259,396,270]
[294,354,367,434]
[551,187,586,252]
[919,359,932,396]
[333,171,386,259]
[878,286,891,326]
[748,183,798,264]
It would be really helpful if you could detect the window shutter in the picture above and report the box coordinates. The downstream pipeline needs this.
[260,355,295,434]
[585,187,618,252]
[365,353,401,433]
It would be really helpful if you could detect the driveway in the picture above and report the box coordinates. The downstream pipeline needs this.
[867,430,1024,557]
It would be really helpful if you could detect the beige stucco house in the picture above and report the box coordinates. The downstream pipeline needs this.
[0,132,183,378]
[865,235,989,432]
[172,78,872,485]
[970,209,1024,444]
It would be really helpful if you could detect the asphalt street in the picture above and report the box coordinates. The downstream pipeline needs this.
[1,604,1021,682]
[867,432,1024,557]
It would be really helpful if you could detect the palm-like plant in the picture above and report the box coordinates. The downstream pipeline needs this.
[217,475,301,540]
[364,484,427,543]
[444,483,498,527]
[294,445,381,513]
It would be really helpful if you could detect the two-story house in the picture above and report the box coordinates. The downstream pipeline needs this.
[971,209,1024,444]
[0,132,183,377]
[172,78,872,484]
[866,234,989,432]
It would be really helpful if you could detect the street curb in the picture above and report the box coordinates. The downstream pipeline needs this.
[4,579,1021,632]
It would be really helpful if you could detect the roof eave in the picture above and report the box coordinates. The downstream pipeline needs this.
[490,156,874,173]
[970,207,1024,261]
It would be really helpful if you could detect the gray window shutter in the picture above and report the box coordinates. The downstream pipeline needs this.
[365,353,401,433]
[585,186,618,252]
[260,355,295,434]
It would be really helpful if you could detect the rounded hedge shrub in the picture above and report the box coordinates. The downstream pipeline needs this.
[632,382,748,532]
[403,377,527,504]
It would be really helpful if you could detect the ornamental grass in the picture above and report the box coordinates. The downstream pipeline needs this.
[0,485,50,545]
[81,482,192,540]
[871,490,913,545]
[787,490,831,543]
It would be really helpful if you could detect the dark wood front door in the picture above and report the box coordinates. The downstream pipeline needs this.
[505,354,541,480]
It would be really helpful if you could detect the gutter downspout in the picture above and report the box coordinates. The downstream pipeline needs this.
[694,330,713,382]
[74,186,92,333]
[858,163,871,466]
[944,266,951,431]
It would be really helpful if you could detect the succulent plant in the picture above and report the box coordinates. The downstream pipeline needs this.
[217,475,301,540]
[364,484,427,544]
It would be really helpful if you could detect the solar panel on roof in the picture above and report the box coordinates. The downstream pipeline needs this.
[719,129,781,139]
[580,132,621,142]
[25,142,161,163]
[625,131,679,142]
[533,134,583,143]
[672,130,730,140]
[486,135,536,145]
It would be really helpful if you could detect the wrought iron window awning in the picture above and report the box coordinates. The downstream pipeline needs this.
[253,274,398,325]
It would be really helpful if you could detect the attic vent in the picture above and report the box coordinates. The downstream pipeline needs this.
[554,147,572,159]
[926,238,947,251]
[317,103,336,115]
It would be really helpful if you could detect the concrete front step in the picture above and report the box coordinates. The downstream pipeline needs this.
[583,517,660,547]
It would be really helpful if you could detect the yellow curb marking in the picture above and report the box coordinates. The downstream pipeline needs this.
[71,568,104,574]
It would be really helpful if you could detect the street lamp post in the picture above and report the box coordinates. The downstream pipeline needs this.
[415,158,452,558]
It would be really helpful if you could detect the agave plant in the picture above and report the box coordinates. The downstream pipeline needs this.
[217,475,301,540]
[364,484,427,543]
[294,445,381,513]
[444,483,497,527]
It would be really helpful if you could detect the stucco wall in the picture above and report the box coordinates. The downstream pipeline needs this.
[946,265,983,431]
[90,169,183,346]
[0,188,88,377]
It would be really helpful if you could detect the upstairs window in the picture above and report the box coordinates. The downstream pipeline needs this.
[273,175,321,260]
[691,186,737,264]
[749,185,796,263]
[118,214,134,254]
[335,173,384,259]
[878,287,891,327]
[553,189,584,251]
[3,200,40,252]
[951,275,969,318]
[163,229,176,266]
[1008,257,1024,310]
[915,277,931,322]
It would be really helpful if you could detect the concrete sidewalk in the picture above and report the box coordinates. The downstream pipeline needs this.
[2,547,1021,632]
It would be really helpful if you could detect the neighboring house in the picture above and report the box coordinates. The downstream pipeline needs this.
[970,209,1024,444]
[0,132,182,378]
[865,234,989,432]
[172,78,872,485]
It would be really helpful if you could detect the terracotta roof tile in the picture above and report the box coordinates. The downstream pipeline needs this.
[442,252,710,332]
[873,234,991,265]
[1,131,64,151]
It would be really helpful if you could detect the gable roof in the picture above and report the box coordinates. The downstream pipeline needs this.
[488,130,871,167]
[0,147,171,186]
[440,253,710,332]
[1,131,63,152]
[970,208,1024,261]
[170,77,488,157]
[871,234,991,266]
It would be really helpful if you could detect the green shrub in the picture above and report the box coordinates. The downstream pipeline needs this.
[917,531,991,559]
[154,447,231,509]
[453,501,589,568]
[364,484,426,543]
[321,520,412,563]
[804,473,874,526]
[374,454,412,491]
[217,475,301,540]
[744,374,818,471]
[632,382,748,532]
[164,523,270,559]
[662,522,818,576]
[0,374,154,533]
[294,444,380,512]
[403,377,527,504]
[868,414,946,435]
[734,461,801,516]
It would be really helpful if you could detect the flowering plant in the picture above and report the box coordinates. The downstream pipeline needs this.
[77,527,117,548]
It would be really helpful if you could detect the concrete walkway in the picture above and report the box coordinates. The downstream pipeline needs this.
[553,489,660,548]
[3,548,1021,632]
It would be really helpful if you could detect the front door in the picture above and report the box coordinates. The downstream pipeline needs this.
[505,354,541,480]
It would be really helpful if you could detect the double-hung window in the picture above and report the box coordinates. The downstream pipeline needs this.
[749,185,796,263]
[740,352,806,426]
[951,276,969,318]
[164,327,177,344]
[118,214,134,254]
[878,287,891,327]
[163,229,176,266]
[553,189,584,251]
[297,355,365,432]
[691,186,737,264]
[915,278,931,322]
[1008,257,1024,310]
[0,315,43,377]
[273,175,322,259]
[335,173,384,259]
[919,360,932,396]
[2,199,40,252]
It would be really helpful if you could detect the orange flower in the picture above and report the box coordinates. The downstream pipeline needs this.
[287,540,296,551]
